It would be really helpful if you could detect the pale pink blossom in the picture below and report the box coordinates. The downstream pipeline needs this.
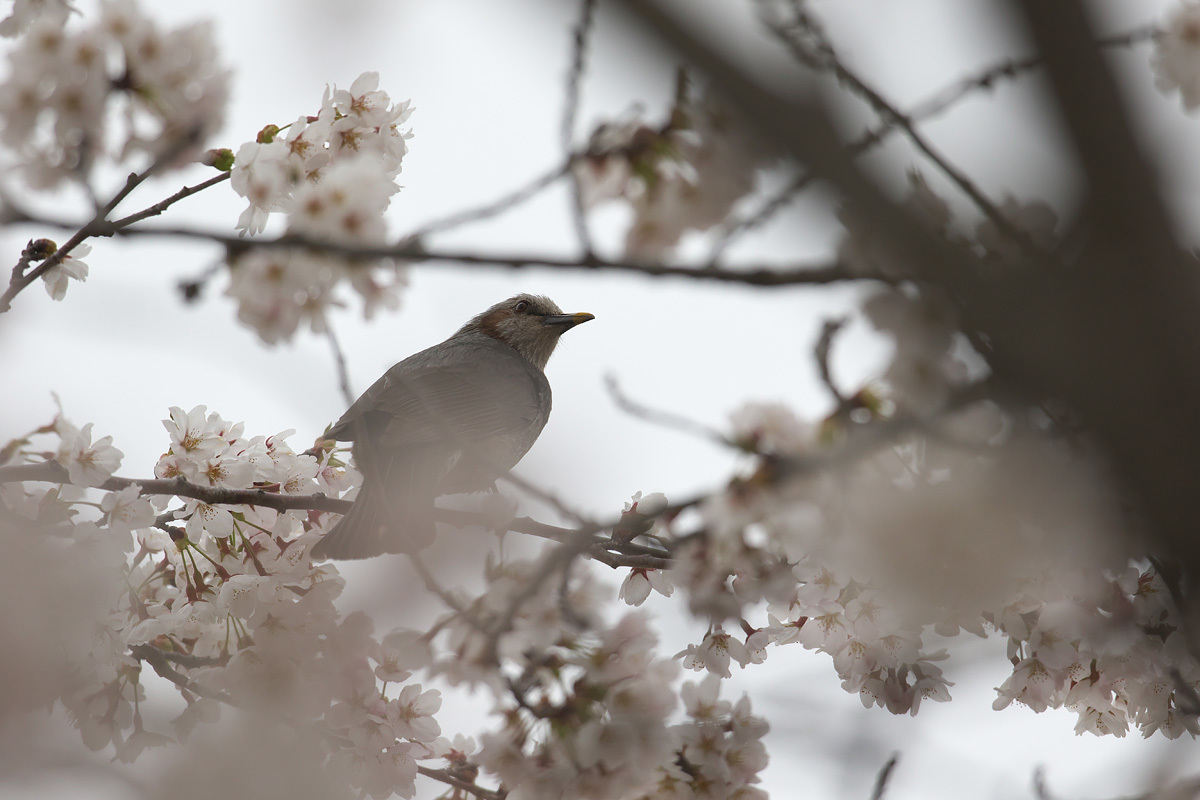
[56,418,122,487]
[41,243,91,301]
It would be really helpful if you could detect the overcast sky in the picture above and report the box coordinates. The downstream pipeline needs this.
[3,1,1200,798]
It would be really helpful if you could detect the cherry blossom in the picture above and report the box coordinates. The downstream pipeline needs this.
[40,242,90,301]
[55,417,122,487]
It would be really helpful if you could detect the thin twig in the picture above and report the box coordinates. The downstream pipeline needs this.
[416,766,504,800]
[563,0,599,255]
[325,323,355,407]
[0,139,226,312]
[481,529,594,666]
[604,373,730,446]
[108,171,231,229]
[776,380,992,480]
[0,171,143,312]
[908,26,1160,126]
[707,169,814,263]
[498,467,595,528]
[409,552,471,615]
[869,754,900,800]
[129,644,236,705]
[1032,767,1055,800]
[403,160,569,240]
[710,20,1156,261]
[814,316,848,406]
[766,9,1041,260]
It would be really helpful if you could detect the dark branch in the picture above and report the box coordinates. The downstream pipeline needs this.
[605,373,730,446]
[3,207,883,287]
[869,754,900,800]
[416,766,504,800]
[813,316,848,407]
[129,644,236,705]
[324,322,355,407]
[563,0,599,255]
[1,460,672,569]
[403,160,568,240]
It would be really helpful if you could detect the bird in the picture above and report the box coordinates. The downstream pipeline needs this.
[311,294,594,560]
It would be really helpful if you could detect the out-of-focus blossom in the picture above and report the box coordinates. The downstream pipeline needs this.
[572,85,765,260]
[1154,3,1200,110]
[0,0,228,187]
[975,196,1058,263]
[0,0,72,37]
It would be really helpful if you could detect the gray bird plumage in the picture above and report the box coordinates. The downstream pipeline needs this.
[311,294,594,559]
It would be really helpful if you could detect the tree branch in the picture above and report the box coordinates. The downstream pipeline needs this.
[4,207,882,287]
[563,0,599,255]
[129,643,236,706]
[416,766,505,800]
[0,154,229,312]
[1,460,673,568]
[869,754,900,800]
[765,8,1041,258]
[403,160,569,241]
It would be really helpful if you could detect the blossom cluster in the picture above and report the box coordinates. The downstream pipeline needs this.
[572,83,764,259]
[991,565,1200,738]
[1,409,449,795]
[614,393,1200,737]
[0,0,229,188]
[1,406,777,797]
[432,562,772,800]
[225,72,413,343]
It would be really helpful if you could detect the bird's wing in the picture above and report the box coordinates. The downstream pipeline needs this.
[326,351,548,450]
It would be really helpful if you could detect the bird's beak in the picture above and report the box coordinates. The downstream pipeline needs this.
[542,312,595,330]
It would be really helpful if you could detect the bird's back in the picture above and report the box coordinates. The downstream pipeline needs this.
[328,331,552,494]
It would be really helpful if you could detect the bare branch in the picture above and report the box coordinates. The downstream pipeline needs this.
[324,322,355,407]
[707,169,814,263]
[869,754,900,800]
[764,8,1041,258]
[908,25,1160,126]
[605,373,731,446]
[563,0,599,255]
[0,138,228,313]
[4,206,881,287]
[403,160,569,240]
[108,171,231,230]
[813,316,848,407]
[129,644,236,706]
[415,766,505,800]
[709,19,1156,262]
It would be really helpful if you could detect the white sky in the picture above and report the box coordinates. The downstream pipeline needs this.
[3,0,1200,798]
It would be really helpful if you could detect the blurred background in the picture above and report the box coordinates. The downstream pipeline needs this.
[3,0,1199,797]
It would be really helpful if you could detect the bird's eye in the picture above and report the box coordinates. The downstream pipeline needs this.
[514,300,530,313]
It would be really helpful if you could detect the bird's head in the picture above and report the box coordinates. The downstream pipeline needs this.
[463,294,594,369]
